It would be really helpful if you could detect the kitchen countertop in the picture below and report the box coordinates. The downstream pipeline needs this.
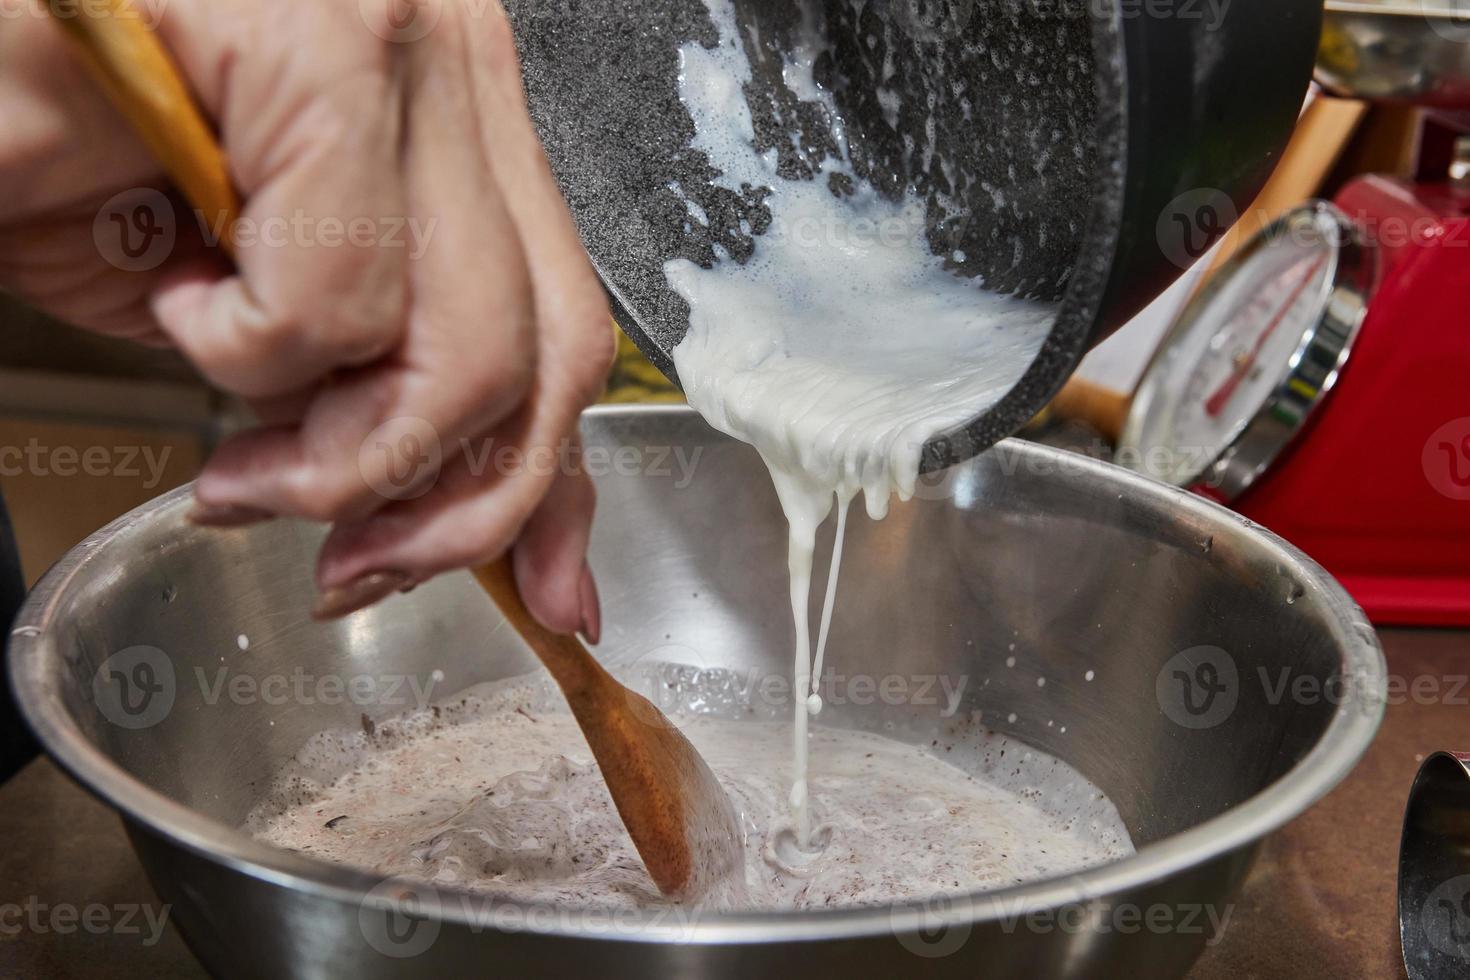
[0,628,1464,978]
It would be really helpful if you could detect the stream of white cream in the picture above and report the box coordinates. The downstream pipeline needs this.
[666,0,1056,847]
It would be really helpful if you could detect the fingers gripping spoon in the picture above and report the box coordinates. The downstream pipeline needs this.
[50,2,743,900]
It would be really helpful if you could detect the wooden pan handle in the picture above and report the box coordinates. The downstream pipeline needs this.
[1047,377,1132,443]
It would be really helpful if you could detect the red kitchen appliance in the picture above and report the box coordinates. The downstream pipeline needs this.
[1120,115,1470,626]
[1241,164,1470,625]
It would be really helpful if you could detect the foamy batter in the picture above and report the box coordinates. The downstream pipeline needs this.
[665,0,1057,842]
[249,674,1132,910]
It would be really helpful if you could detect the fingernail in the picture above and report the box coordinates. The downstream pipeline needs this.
[578,561,601,646]
[312,571,414,621]
[187,502,274,528]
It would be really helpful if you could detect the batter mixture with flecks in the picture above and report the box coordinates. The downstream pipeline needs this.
[248,672,1132,910]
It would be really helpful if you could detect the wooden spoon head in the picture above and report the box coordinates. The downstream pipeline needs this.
[565,678,744,900]
[472,558,742,900]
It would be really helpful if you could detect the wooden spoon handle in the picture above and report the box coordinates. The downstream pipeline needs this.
[472,558,606,697]
[47,0,238,254]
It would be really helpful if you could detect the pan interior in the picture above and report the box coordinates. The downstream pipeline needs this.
[506,0,1100,379]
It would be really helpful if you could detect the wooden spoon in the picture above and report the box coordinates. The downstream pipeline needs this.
[473,560,742,898]
[51,2,743,900]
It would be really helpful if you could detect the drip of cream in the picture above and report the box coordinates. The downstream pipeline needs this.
[666,0,1055,847]
[809,490,850,711]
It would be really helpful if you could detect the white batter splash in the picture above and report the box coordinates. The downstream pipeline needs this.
[249,675,1132,910]
[666,0,1056,843]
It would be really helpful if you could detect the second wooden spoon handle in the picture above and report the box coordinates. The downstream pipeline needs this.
[49,1,238,252]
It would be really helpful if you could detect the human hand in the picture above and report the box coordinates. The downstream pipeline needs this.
[0,0,615,636]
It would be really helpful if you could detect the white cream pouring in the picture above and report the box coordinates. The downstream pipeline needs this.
[665,0,1056,845]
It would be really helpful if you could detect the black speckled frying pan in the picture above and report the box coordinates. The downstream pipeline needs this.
[504,0,1323,471]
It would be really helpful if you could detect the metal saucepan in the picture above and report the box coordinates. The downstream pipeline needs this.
[505,0,1324,470]
[9,406,1385,978]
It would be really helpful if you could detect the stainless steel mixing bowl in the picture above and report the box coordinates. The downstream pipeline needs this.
[8,406,1385,978]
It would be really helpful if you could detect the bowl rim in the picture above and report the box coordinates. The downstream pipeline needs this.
[7,404,1387,945]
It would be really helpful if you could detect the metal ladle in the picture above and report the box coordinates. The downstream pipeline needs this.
[1399,751,1470,978]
